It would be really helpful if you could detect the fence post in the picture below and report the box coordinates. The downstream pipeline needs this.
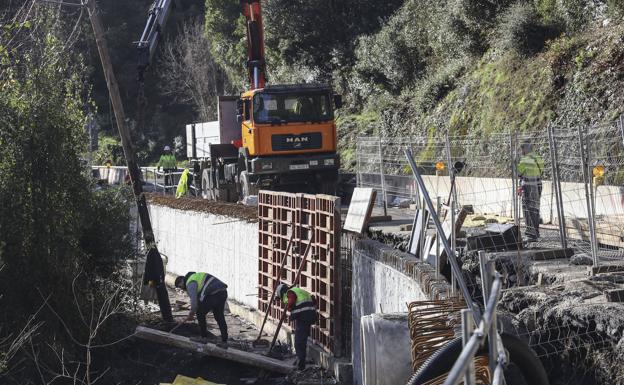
[445,132,458,205]
[478,250,497,376]
[578,126,599,267]
[436,196,442,279]
[547,125,567,248]
[450,198,457,296]
[510,130,520,226]
[378,136,388,216]
[356,137,362,188]
[461,309,476,385]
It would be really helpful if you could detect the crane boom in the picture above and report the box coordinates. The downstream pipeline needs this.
[137,0,175,77]
[241,0,266,89]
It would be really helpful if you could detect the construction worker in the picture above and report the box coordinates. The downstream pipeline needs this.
[275,283,316,370]
[517,140,544,241]
[175,272,229,348]
[157,145,177,190]
[175,167,189,199]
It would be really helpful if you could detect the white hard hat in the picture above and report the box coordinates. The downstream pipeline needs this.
[163,145,171,151]
[275,283,288,300]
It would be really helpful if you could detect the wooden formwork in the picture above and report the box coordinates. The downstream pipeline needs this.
[258,191,341,354]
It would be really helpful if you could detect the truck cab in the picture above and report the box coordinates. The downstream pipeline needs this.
[187,85,341,201]
[236,84,341,197]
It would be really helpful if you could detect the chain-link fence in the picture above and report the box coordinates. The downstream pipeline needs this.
[357,118,624,267]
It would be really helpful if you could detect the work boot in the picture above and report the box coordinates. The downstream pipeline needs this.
[216,340,228,349]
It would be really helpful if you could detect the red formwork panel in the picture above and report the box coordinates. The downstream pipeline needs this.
[258,191,342,354]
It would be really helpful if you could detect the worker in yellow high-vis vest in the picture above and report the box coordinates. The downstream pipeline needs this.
[517,140,544,242]
[175,272,229,348]
[275,283,316,370]
[157,145,177,190]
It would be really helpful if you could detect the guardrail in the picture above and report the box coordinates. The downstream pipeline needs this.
[92,166,199,197]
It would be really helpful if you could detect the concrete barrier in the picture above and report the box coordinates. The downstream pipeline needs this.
[351,239,446,385]
[360,313,412,385]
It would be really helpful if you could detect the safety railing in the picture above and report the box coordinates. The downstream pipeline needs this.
[92,166,199,197]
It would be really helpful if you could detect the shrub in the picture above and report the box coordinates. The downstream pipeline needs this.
[495,2,561,56]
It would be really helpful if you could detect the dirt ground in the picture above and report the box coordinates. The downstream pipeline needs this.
[94,286,334,385]
[147,194,258,222]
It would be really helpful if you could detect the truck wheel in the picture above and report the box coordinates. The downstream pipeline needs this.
[239,171,258,201]
[201,169,211,199]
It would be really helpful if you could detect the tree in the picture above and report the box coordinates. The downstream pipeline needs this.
[158,18,227,121]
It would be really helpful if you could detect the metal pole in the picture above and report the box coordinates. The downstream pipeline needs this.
[405,148,481,322]
[436,196,442,279]
[378,136,388,216]
[547,125,567,248]
[461,309,476,385]
[586,129,599,265]
[87,0,172,321]
[356,138,362,188]
[450,199,457,296]
[578,126,598,266]
[478,251,497,375]
[445,132,458,206]
[420,196,427,261]
[510,131,520,226]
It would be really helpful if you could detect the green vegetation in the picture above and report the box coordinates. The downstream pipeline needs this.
[0,8,137,383]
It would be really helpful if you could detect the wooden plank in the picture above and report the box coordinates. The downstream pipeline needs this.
[343,188,376,234]
[134,326,293,374]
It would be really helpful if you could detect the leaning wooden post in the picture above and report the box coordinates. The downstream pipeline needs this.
[86,0,172,321]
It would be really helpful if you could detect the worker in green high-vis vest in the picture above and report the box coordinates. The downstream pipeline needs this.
[175,272,229,348]
[275,283,316,370]
[517,140,544,242]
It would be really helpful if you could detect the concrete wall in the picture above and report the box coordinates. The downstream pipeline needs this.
[368,173,624,223]
[351,239,450,385]
[149,204,259,309]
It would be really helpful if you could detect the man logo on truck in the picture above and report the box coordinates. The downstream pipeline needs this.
[285,136,310,143]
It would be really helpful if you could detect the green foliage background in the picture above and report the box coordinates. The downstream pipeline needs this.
[198,0,624,172]
[0,8,137,382]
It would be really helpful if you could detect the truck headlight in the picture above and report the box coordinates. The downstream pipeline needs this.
[261,162,273,170]
[324,158,335,166]
[309,160,319,166]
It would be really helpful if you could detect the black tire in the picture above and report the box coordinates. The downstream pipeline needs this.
[201,168,212,200]
[406,334,549,385]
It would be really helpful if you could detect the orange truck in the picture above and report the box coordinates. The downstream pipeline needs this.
[185,0,342,201]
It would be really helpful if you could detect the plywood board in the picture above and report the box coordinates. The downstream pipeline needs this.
[344,188,376,234]
[407,209,429,257]
[134,326,293,374]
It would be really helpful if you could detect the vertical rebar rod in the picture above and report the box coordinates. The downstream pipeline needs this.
[461,309,476,385]
[548,125,567,248]
[378,136,388,216]
[578,126,598,266]
[405,148,480,322]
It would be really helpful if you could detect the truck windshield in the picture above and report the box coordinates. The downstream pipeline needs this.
[252,92,332,124]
